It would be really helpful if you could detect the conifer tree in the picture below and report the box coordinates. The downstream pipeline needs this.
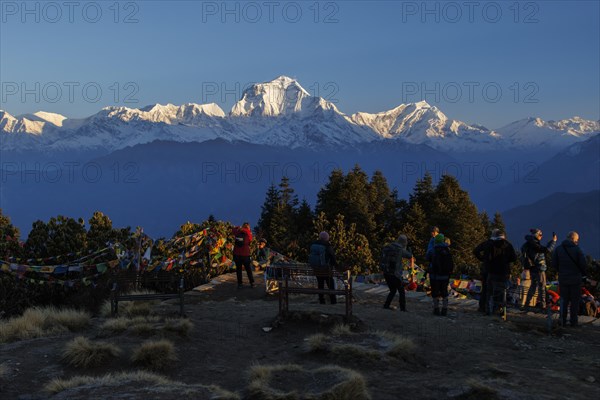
[25,216,87,258]
[480,211,491,239]
[431,175,485,275]
[491,212,506,234]
[0,209,22,259]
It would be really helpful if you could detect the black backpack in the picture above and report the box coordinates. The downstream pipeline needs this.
[380,243,401,274]
[235,231,247,248]
[488,242,506,272]
[432,246,454,275]
[520,243,533,269]
[309,243,328,268]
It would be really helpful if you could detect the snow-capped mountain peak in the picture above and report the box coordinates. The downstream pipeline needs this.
[2,76,599,154]
[230,75,312,117]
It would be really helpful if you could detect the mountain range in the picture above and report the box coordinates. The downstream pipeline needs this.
[1,76,598,155]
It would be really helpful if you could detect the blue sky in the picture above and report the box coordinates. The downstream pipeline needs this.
[1,0,598,128]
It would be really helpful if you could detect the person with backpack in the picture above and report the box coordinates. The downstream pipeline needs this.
[521,228,557,311]
[232,222,255,289]
[308,231,338,304]
[381,234,414,311]
[552,231,588,327]
[473,229,517,315]
[426,233,454,316]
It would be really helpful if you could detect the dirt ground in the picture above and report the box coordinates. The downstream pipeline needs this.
[1,272,599,399]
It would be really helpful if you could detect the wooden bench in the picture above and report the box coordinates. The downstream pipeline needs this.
[110,269,185,317]
[271,262,353,320]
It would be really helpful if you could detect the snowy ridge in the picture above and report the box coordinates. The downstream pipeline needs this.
[2,76,599,153]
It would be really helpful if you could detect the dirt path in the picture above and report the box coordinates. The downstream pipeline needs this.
[1,272,599,399]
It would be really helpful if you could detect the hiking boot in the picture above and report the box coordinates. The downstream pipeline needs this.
[441,308,447,316]
[433,308,440,316]
[383,305,397,310]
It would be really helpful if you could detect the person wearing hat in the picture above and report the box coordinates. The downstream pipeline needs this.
[521,228,557,310]
[426,233,454,316]
[253,238,271,271]
[308,231,338,304]
[473,229,517,315]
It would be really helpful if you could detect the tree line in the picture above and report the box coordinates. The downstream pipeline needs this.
[256,166,508,276]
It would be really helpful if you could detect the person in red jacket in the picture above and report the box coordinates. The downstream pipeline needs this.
[232,222,254,288]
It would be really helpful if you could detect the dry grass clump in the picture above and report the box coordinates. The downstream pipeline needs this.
[100,291,158,318]
[62,336,121,368]
[45,370,239,398]
[330,324,353,336]
[248,363,370,399]
[331,343,382,360]
[163,318,194,337]
[305,333,328,352]
[0,307,90,343]
[378,331,417,359]
[98,317,130,335]
[306,329,416,362]
[0,362,8,379]
[98,315,162,337]
[131,339,177,370]
[455,378,501,400]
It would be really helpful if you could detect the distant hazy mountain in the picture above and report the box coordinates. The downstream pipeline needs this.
[480,134,600,211]
[503,190,600,258]
[2,76,598,156]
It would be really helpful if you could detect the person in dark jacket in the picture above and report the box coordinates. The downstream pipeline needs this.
[232,222,254,289]
[381,234,413,311]
[426,233,453,316]
[552,231,588,327]
[473,229,517,315]
[253,238,271,270]
[309,231,338,304]
[522,228,557,310]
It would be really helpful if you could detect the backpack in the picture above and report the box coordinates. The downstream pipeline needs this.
[432,246,454,275]
[520,243,533,269]
[487,242,506,273]
[235,231,247,248]
[309,243,328,268]
[380,243,401,274]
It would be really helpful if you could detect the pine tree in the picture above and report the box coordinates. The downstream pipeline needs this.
[409,172,436,217]
[87,211,115,251]
[0,209,22,259]
[257,184,279,243]
[368,170,400,248]
[25,215,87,258]
[480,211,491,239]
[491,212,506,234]
[430,175,486,275]
[316,169,345,219]
[399,202,429,266]
[326,214,374,274]
[293,199,314,261]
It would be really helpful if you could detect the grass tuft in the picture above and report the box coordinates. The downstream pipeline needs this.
[45,370,239,398]
[331,323,353,336]
[163,318,193,337]
[306,333,329,352]
[62,336,121,368]
[248,363,370,399]
[131,339,177,370]
[0,307,89,343]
